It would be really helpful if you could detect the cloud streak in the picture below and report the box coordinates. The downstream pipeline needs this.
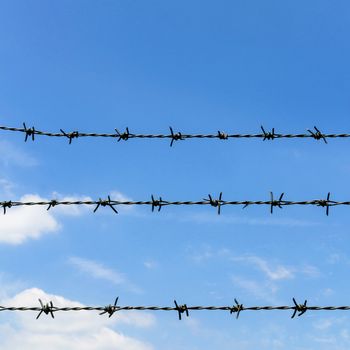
[68,257,141,293]
[231,256,294,281]
[68,257,126,285]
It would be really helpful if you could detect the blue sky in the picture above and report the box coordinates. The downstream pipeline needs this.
[0,0,350,348]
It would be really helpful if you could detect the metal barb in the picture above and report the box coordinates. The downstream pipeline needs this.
[230,298,243,319]
[204,192,223,215]
[217,131,228,140]
[100,297,119,318]
[115,127,130,142]
[60,129,79,144]
[270,192,284,214]
[242,201,250,209]
[2,201,12,215]
[94,196,118,214]
[23,122,35,142]
[308,126,327,144]
[174,300,189,320]
[316,192,332,216]
[47,200,58,211]
[261,126,276,141]
[151,195,163,212]
[291,298,308,318]
[169,127,184,147]
[36,299,55,319]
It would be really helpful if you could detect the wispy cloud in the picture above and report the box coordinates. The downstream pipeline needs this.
[0,140,38,168]
[231,256,294,281]
[68,257,126,284]
[190,246,320,281]
[300,264,321,278]
[313,317,345,331]
[68,257,141,293]
[231,276,279,303]
[0,178,16,197]
[232,254,321,281]
[143,260,158,269]
[191,246,214,263]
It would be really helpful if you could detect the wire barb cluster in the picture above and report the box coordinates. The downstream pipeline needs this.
[0,191,345,216]
[2,297,350,320]
[1,124,349,145]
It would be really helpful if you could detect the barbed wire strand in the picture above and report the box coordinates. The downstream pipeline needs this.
[2,298,350,320]
[0,192,345,216]
[1,124,349,146]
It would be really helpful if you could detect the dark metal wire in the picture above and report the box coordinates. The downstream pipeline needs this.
[1,297,350,320]
[0,192,344,215]
[1,124,349,145]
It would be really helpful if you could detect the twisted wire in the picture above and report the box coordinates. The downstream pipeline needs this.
[0,192,346,215]
[0,124,348,145]
[2,298,350,319]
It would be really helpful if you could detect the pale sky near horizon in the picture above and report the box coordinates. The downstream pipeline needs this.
[0,1,350,349]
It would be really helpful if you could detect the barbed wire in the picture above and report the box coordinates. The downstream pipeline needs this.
[0,192,346,216]
[0,124,348,146]
[2,297,350,320]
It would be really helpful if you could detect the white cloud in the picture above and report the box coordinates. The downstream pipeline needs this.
[0,288,154,350]
[0,192,95,245]
[0,188,133,245]
[0,194,60,244]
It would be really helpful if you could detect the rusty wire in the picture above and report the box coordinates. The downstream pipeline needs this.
[0,192,345,215]
[0,124,348,146]
[1,297,350,320]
